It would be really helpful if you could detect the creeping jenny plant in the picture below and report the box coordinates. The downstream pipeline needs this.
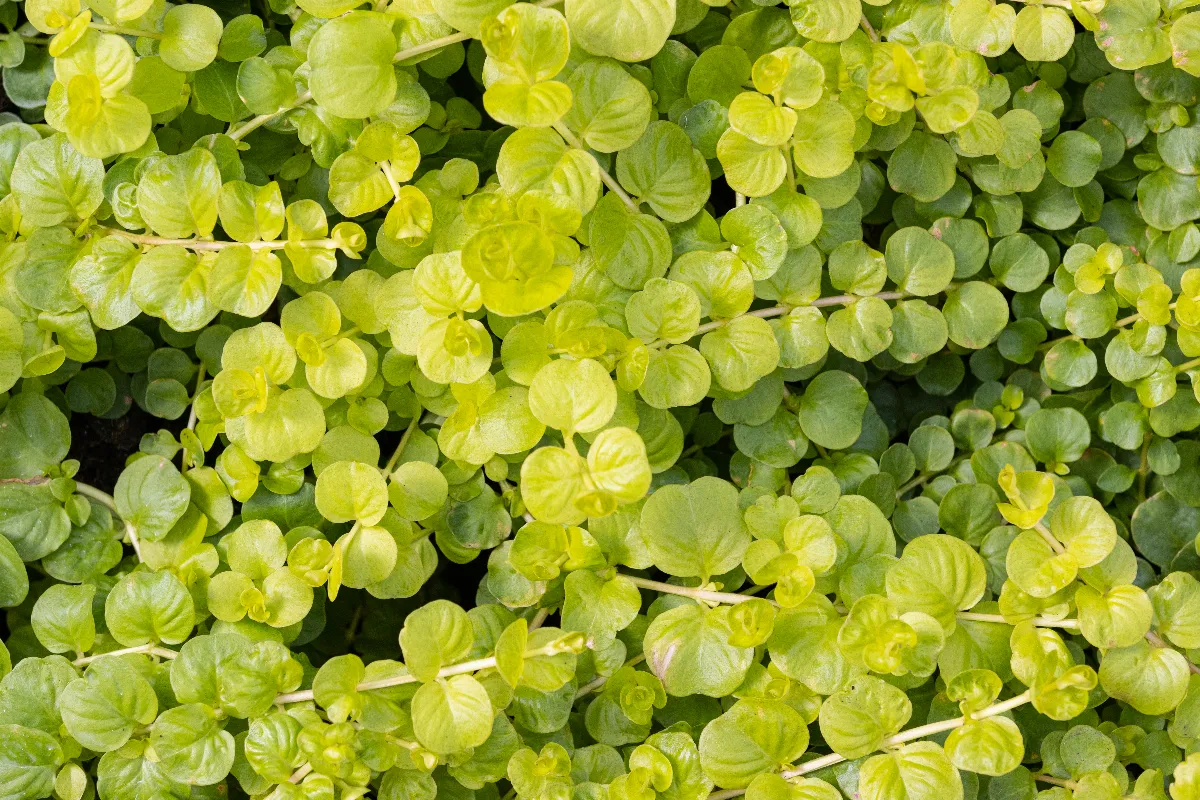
[3,0,1200,799]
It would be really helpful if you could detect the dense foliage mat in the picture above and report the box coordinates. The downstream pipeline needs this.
[3,0,1200,799]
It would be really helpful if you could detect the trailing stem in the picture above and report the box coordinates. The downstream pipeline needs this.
[275,639,581,704]
[383,414,422,474]
[551,122,640,214]
[956,612,1080,629]
[97,227,340,251]
[74,482,142,562]
[225,0,557,143]
[622,575,781,608]
[228,91,312,141]
[1039,302,1175,352]
[685,292,909,342]
[574,654,647,699]
[74,642,177,665]
[708,692,1033,800]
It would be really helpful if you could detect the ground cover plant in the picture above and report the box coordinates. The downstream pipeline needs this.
[4,0,1200,798]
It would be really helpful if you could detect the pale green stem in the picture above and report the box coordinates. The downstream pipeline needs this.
[1005,0,1074,7]
[624,576,1083,627]
[379,161,404,202]
[275,639,581,704]
[1033,774,1078,789]
[228,90,311,141]
[804,696,1032,772]
[327,412,422,600]
[288,764,313,784]
[1175,356,1200,374]
[75,643,177,665]
[685,292,907,342]
[98,227,339,251]
[612,576,1092,628]
[227,4,556,144]
[1114,309,1146,328]
[1138,432,1152,502]
[98,228,274,250]
[393,30,470,63]
[74,482,141,562]
[1041,301,1175,351]
[551,122,640,213]
[897,439,1001,502]
[182,365,206,471]
[623,574,780,608]
[329,523,358,601]
[859,14,879,42]
[1035,526,1200,675]
[383,413,422,475]
[574,654,647,699]
[894,473,932,498]
[812,290,908,308]
[529,607,551,630]
[1147,630,1200,676]
[956,612,1079,629]
[225,32,469,142]
[709,692,1033,800]
[1033,521,1066,555]
[1033,514,1200,674]
[687,307,790,341]
[89,22,163,39]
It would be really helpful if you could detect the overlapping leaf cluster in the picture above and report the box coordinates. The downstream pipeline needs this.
[3,0,1200,799]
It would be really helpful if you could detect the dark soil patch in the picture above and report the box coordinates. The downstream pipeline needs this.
[69,406,174,492]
